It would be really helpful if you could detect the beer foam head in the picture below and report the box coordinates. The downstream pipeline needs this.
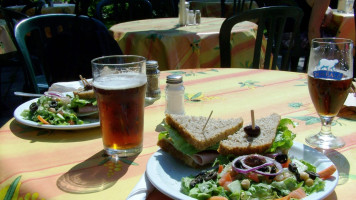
[93,73,147,90]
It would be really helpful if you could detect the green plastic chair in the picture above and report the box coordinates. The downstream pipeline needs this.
[220,0,255,17]
[219,6,303,71]
[14,14,123,94]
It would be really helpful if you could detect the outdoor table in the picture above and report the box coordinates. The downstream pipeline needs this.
[110,18,266,71]
[6,3,75,16]
[0,19,16,54]
[0,68,355,199]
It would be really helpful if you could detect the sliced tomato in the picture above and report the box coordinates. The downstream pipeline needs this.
[247,172,259,183]
[218,165,223,173]
[218,172,232,191]
[318,165,337,180]
[281,159,291,168]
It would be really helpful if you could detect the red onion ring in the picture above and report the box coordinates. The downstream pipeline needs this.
[232,154,283,176]
[44,91,65,98]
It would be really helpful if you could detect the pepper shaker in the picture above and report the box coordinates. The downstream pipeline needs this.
[146,60,161,101]
[165,75,185,115]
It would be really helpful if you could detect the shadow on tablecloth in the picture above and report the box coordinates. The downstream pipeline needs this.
[57,150,137,194]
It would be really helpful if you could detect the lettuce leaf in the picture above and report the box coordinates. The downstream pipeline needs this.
[241,183,278,200]
[159,124,218,155]
[271,176,303,196]
[266,118,296,153]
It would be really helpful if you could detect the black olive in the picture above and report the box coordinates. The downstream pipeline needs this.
[269,166,277,179]
[275,154,288,164]
[49,100,58,108]
[29,102,38,112]
[295,171,302,182]
[288,163,298,173]
[189,180,197,188]
[306,171,320,180]
[258,166,269,172]
[234,160,243,168]
[204,171,217,181]
[244,125,261,137]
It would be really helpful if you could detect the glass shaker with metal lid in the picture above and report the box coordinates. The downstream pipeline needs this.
[145,60,161,100]
[165,74,185,115]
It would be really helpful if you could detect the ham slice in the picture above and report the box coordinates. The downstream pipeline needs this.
[189,151,219,166]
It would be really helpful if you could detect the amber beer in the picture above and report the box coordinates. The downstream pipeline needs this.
[93,73,147,156]
[308,75,352,117]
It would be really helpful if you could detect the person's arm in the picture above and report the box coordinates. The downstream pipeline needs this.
[307,0,331,43]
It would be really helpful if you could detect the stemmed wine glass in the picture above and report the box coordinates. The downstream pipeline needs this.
[306,38,353,149]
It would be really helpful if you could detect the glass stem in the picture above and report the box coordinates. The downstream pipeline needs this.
[320,116,334,135]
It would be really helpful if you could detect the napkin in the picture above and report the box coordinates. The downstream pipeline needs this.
[126,172,154,200]
[48,79,93,93]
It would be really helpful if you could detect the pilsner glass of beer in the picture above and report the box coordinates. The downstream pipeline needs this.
[91,55,147,157]
[306,38,353,149]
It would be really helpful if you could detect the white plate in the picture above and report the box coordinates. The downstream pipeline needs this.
[13,96,100,130]
[146,142,338,200]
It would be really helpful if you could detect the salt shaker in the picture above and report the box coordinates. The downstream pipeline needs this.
[188,10,195,25]
[146,60,161,100]
[165,75,185,115]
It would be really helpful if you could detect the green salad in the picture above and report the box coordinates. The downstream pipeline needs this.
[180,119,335,200]
[21,92,96,125]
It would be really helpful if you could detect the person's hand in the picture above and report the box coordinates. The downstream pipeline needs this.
[322,7,333,27]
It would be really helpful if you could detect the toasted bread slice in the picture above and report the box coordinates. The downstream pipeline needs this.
[218,113,281,155]
[73,89,95,99]
[157,138,205,168]
[165,114,243,151]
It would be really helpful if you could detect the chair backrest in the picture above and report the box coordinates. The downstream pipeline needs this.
[15,14,123,93]
[219,6,303,70]
[0,8,28,43]
[220,0,255,17]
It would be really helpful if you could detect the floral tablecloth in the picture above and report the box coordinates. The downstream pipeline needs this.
[1,68,355,199]
[110,18,266,70]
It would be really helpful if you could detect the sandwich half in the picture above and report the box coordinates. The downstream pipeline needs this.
[218,113,281,155]
[158,114,243,168]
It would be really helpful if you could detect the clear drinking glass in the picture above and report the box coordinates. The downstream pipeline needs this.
[306,38,353,149]
[92,55,147,157]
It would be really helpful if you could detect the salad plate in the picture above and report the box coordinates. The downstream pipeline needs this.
[146,141,338,200]
[13,96,100,130]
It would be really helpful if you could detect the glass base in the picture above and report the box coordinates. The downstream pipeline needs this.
[305,133,345,149]
[105,145,142,157]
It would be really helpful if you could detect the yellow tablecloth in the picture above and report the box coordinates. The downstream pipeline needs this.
[110,18,266,70]
[1,68,355,199]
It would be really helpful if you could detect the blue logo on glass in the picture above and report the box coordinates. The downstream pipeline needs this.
[313,59,343,80]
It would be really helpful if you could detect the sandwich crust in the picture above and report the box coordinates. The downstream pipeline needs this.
[218,113,281,156]
[165,114,243,151]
